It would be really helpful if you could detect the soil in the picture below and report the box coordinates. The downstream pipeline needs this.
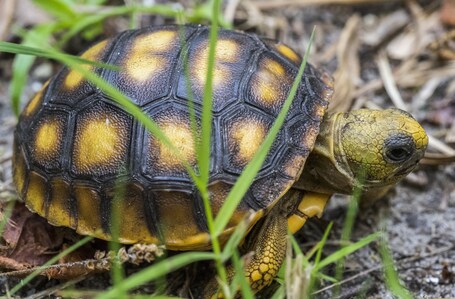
[0,0,454,298]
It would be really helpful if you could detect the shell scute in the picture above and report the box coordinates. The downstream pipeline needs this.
[221,105,284,176]
[108,26,196,106]
[49,39,114,106]
[29,110,68,171]
[246,53,297,116]
[176,28,258,112]
[71,100,132,178]
[142,104,201,181]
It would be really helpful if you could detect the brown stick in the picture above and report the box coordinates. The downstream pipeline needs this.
[254,0,402,10]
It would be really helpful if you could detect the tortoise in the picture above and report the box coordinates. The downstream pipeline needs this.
[12,24,428,296]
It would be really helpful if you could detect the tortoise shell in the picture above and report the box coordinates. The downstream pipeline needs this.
[13,24,332,249]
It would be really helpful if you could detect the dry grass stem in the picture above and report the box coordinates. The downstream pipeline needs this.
[224,0,243,23]
[254,0,402,10]
[428,135,455,156]
[330,15,361,113]
[377,51,407,110]
[285,240,310,299]
[0,0,16,41]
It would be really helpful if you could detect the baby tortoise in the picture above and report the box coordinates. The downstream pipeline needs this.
[12,24,428,296]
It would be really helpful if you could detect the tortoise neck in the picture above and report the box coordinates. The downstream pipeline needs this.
[293,112,356,195]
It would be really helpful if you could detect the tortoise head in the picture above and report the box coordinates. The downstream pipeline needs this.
[296,108,428,194]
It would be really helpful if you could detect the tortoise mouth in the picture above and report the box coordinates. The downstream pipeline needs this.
[388,155,423,179]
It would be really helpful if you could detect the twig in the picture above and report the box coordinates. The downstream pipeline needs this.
[254,0,402,10]
[0,0,16,41]
[377,51,408,110]
[224,0,243,24]
[427,135,455,156]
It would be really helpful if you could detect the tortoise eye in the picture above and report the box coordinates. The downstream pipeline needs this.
[384,134,416,163]
[386,147,410,162]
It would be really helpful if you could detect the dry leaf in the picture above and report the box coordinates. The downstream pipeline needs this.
[1,202,64,267]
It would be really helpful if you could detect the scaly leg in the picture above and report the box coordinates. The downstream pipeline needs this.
[204,210,288,298]
[204,191,330,298]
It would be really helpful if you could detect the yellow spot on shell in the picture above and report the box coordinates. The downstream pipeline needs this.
[64,40,108,90]
[252,58,288,106]
[13,147,27,196]
[23,80,49,117]
[74,185,107,239]
[155,191,204,249]
[47,179,74,229]
[125,30,176,81]
[74,116,122,172]
[284,154,305,178]
[276,44,300,63]
[127,56,165,82]
[265,59,286,76]
[137,30,177,52]
[155,123,196,169]
[193,39,239,88]
[108,184,158,244]
[24,171,47,217]
[34,121,61,161]
[232,120,266,164]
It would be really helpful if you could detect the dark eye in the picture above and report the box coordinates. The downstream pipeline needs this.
[386,147,410,162]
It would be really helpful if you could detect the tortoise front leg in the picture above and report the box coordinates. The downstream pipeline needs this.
[204,191,329,298]
[204,210,288,298]
[243,191,330,292]
[242,209,288,293]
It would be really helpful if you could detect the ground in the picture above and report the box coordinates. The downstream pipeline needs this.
[0,0,454,298]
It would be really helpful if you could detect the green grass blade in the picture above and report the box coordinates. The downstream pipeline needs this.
[9,25,55,116]
[0,201,15,237]
[379,234,413,299]
[0,41,118,70]
[108,176,127,299]
[270,285,285,299]
[33,0,77,20]
[313,222,333,266]
[198,0,221,189]
[317,273,337,283]
[97,252,215,299]
[231,251,254,299]
[58,5,184,46]
[220,217,249,262]
[130,296,183,299]
[314,232,380,271]
[333,175,363,296]
[9,235,93,296]
[213,28,317,236]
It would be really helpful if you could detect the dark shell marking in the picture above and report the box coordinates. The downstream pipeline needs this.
[13,25,332,248]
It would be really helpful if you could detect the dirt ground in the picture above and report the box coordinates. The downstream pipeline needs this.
[0,0,455,298]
